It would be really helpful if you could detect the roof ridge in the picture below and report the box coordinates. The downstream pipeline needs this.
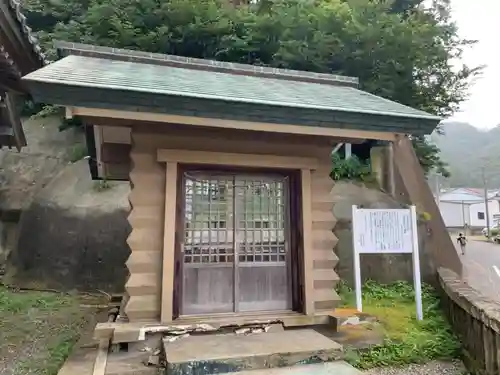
[54,41,359,88]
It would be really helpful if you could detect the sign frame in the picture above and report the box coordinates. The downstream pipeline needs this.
[351,205,423,321]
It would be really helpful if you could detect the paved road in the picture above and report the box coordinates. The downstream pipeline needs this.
[458,239,500,302]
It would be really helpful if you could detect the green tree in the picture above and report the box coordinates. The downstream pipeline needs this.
[22,0,478,176]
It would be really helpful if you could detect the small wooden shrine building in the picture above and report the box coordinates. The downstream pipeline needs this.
[22,42,442,340]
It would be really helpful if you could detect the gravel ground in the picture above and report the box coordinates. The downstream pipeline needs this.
[364,360,466,375]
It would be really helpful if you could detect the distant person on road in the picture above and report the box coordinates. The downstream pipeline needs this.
[457,233,467,255]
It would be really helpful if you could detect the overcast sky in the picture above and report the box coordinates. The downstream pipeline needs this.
[445,0,500,129]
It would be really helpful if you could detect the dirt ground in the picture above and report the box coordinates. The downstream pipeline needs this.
[0,286,104,375]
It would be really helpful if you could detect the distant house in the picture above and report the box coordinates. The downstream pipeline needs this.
[437,188,500,230]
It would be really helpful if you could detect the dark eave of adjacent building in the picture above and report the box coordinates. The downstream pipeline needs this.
[0,0,47,150]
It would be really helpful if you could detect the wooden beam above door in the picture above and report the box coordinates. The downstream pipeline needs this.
[157,149,319,170]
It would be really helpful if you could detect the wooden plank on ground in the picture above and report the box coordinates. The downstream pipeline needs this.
[92,339,110,375]
[57,347,96,375]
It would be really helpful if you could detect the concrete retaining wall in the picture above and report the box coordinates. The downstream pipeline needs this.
[332,181,435,285]
[439,268,500,374]
[4,160,130,292]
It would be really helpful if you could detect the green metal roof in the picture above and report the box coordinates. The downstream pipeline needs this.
[23,55,440,122]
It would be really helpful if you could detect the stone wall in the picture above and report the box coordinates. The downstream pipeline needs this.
[4,160,130,292]
[439,268,500,374]
[0,116,131,292]
[0,116,84,278]
[332,181,435,286]
[0,116,83,214]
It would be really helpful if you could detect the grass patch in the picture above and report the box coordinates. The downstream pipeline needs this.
[68,143,87,163]
[93,179,112,192]
[0,286,93,375]
[338,281,462,369]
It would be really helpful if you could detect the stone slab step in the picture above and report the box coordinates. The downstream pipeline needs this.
[164,329,343,375]
[216,361,362,375]
[106,351,160,375]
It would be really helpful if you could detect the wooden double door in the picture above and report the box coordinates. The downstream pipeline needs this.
[180,170,292,315]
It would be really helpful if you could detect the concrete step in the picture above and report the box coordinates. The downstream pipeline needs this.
[106,351,159,375]
[164,329,344,375]
[57,346,161,375]
[217,361,362,374]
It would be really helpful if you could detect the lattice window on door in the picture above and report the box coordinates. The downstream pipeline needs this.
[184,174,234,265]
[238,178,288,264]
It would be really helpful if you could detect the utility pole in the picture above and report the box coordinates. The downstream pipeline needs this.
[345,143,352,159]
[482,167,491,239]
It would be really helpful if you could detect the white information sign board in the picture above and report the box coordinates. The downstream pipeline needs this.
[351,205,423,320]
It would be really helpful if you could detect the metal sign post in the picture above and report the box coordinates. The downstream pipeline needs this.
[351,205,423,321]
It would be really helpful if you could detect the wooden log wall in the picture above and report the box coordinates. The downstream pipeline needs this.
[311,163,340,311]
[438,267,500,374]
[123,123,341,321]
[125,132,165,321]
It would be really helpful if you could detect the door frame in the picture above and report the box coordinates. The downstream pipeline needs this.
[175,166,295,317]
[157,149,317,323]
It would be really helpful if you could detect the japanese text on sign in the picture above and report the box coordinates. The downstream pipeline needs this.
[354,209,413,254]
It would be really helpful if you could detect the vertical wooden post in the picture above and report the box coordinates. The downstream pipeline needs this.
[387,142,396,197]
[300,169,314,316]
[161,161,178,323]
[369,146,384,188]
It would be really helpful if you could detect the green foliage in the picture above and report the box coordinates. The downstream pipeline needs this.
[28,104,84,132]
[418,211,432,222]
[22,0,479,173]
[412,136,451,177]
[93,179,112,192]
[44,330,82,375]
[338,281,462,369]
[30,104,62,119]
[331,153,372,182]
[68,143,87,163]
[0,286,70,313]
[489,228,499,237]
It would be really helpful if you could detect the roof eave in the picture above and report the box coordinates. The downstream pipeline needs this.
[24,80,439,136]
